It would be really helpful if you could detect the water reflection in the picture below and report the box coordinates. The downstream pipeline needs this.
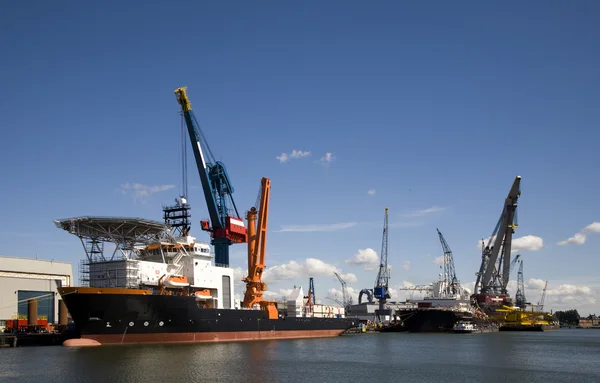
[1,330,599,383]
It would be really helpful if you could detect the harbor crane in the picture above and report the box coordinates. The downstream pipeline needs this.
[333,271,352,311]
[515,260,527,309]
[175,87,247,267]
[537,281,548,311]
[242,177,278,319]
[473,175,521,310]
[436,228,460,297]
[304,277,316,306]
[374,208,391,322]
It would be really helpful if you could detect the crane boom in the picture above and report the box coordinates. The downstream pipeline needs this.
[242,177,277,319]
[374,207,390,300]
[515,260,527,309]
[475,176,521,295]
[373,207,391,323]
[436,228,458,296]
[174,87,247,267]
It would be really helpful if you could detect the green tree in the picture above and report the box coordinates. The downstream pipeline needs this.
[555,309,580,325]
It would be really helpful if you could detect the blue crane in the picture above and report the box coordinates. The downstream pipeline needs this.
[174,87,247,267]
[374,207,391,320]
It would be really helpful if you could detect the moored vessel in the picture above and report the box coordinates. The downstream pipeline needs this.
[55,202,355,346]
[53,88,356,346]
[453,321,476,333]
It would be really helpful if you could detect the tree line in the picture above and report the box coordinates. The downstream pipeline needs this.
[554,309,580,325]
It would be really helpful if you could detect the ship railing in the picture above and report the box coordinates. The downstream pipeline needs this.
[214,263,230,268]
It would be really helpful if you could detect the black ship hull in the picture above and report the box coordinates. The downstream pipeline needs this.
[499,324,560,332]
[59,287,356,346]
[383,309,473,333]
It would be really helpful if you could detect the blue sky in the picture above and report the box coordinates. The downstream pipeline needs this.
[1,1,599,315]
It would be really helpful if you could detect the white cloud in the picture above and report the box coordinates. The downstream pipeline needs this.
[432,256,444,266]
[368,189,376,196]
[290,150,311,159]
[557,233,586,246]
[263,257,357,285]
[583,222,600,233]
[524,278,596,310]
[326,286,359,306]
[476,235,544,252]
[277,222,358,232]
[345,248,379,268]
[402,206,446,218]
[558,222,600,246]
[276,149,311,163]
[513,235,544,251]
[320,152,334,166]
[276,153,289,163]
[403,260,411,271]
[120,183,175,203]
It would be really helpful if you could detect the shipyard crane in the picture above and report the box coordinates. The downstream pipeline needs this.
[537,281,548,311]
[374,208,391,320]
[436,228,459,297]
[333,271,352,311]
[473,175,521,308]
[515,260,527,309]
[304,277,316,306]
[174,87,247,267]
[242,177,278,319]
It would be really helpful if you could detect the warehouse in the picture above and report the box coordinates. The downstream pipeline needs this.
[0,255,73,329]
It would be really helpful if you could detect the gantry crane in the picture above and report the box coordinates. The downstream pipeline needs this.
[242,177,278,319]
[374,207,391,322]
[473,176,521,310]
[174,87,247,267]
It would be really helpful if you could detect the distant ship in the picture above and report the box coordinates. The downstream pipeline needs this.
[55,198,355,346]
[381,274,475,333]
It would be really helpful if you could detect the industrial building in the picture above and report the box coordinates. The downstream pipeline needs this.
[0,255,73,330]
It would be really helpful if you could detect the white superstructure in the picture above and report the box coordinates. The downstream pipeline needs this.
[86,234,235,309]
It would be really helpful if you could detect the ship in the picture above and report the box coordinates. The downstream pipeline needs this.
[55,193,356,346]
[380,276,476,333]
[453,321,477,333]
[54,87,356,346]
[380,228,478,333]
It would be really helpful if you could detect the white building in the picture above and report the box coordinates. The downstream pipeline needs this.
[0,255,73,326]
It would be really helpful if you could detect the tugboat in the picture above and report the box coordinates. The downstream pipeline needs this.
[452,321,477,333]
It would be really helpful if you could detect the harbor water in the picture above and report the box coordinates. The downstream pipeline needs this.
[1,329,599,382]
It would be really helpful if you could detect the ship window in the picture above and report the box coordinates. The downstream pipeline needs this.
[195,262,198,266]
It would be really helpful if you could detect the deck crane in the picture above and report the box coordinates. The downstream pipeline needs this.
[436,228,459,297]
[473,176,521,310]
[374,207,391,322]
[515,260,527,309]
[174,87,247,267]
[241,177,278,319]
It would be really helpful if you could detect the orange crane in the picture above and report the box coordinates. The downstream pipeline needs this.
[242,177,278,319]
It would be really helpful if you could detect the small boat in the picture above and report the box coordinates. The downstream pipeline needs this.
[453,321,476,333]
